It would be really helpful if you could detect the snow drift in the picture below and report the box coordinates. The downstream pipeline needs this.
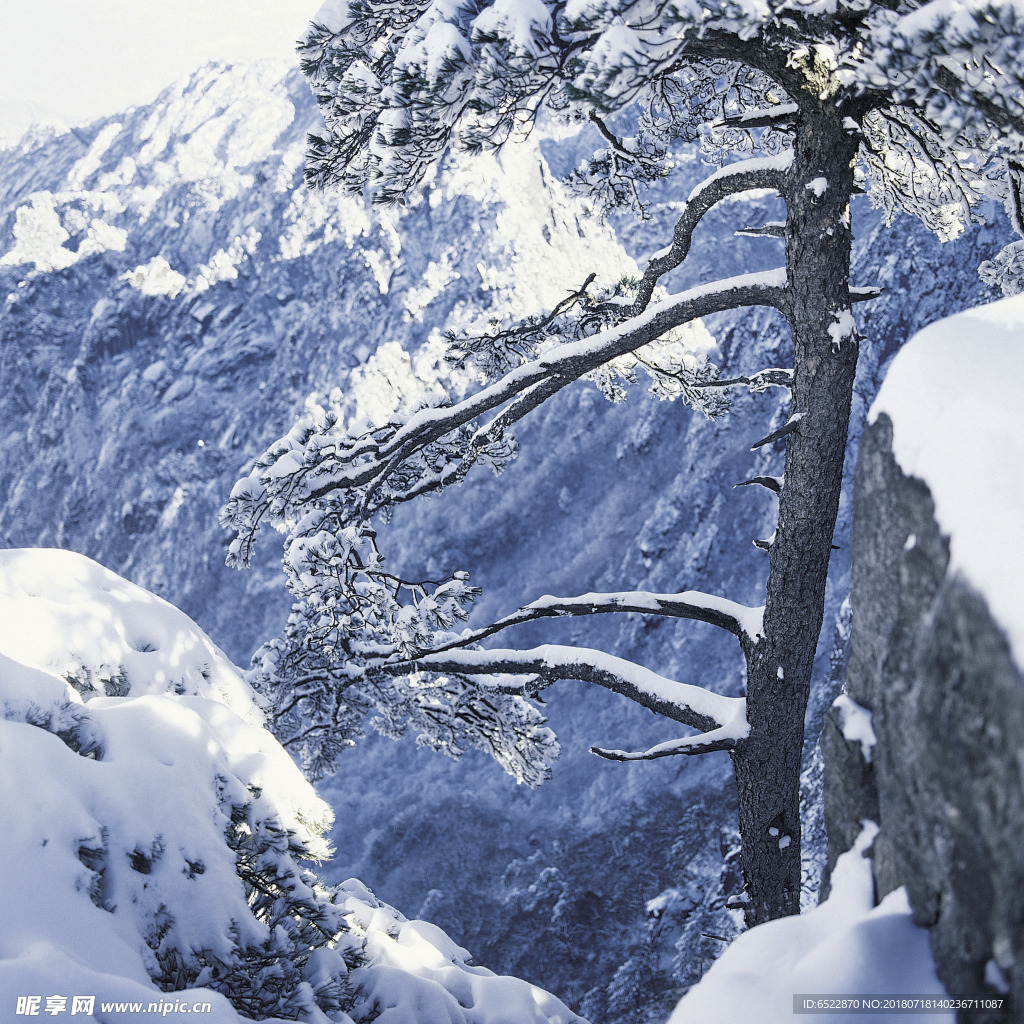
[667,825,946,1024]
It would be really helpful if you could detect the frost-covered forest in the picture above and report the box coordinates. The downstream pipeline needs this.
[1,1,1024,1022]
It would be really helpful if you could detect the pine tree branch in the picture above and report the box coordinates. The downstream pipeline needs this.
[736,475,783,495]
[590,721,746,760]
[296,269,789,504]
[364,644,746,734]
[1007,159,1024,238]
[750,413,802,451]
[467,375,568,461]
[624,156,793,318]
[449,273,599,375]
[735,222,787,237]
[721,103,800,129]
[360,451,467,518]
[589,112,661,171]
[693,367,793,391]
[933,63,1024,137]
[422,589,764,655]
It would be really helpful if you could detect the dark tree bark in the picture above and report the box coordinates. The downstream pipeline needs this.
[731,100,861,925]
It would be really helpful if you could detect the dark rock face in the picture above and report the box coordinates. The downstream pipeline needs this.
[825,413,1024,1021]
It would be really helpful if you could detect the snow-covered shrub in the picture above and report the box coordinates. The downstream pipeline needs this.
[0,548,583,1024]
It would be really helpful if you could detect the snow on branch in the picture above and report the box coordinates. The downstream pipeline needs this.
[858,104,988,241]
[253,613,561,786]
[693,367,793,392]
[722,103,800,130]
[532,269,788,378]
[426,589,765,653]
[857,3,1024,140]
[371,644,747,736]
[590,709,750,760]
[222,268,789,554]
[220,267,784,786]
[625,154,793,318]
[736,221,787,237]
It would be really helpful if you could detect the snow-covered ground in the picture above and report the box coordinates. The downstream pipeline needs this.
[667,824,947,1023]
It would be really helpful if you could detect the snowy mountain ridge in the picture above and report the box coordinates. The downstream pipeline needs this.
[1,58,627,314]
[0,56,629,652]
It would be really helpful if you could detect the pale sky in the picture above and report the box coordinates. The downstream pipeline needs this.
[0,0,325,138]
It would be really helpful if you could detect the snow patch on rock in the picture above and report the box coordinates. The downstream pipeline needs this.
[833,692,877,763]
[870,294,1024,668]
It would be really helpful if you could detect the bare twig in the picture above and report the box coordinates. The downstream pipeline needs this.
[736,475,783,495]
[750,413,802,450]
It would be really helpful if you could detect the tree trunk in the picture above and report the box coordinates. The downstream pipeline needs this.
[732,105,860,927]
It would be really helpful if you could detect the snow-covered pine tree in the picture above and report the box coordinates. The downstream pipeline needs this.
[223,0,1024,926]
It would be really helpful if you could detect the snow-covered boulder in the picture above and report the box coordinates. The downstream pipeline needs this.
[823,296,1024,1019]
[868,296,1024,668]
[0,548,583,1024]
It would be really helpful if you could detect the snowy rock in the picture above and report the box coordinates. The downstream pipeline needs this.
[871,295,1024,669]
[825,298,1024,1021]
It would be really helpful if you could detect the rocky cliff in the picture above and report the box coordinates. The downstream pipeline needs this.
[825,298,1024,1022]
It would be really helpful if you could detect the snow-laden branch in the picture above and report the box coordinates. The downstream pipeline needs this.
[933,63,1024,136]
[590,703,750,760]
[626,154,793,317]
[274,268,788,508]
[425,589,764,654]
[366,644,745,735]
[694,367,793,392]
[736,221,787,238]
[722,103,800,130]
